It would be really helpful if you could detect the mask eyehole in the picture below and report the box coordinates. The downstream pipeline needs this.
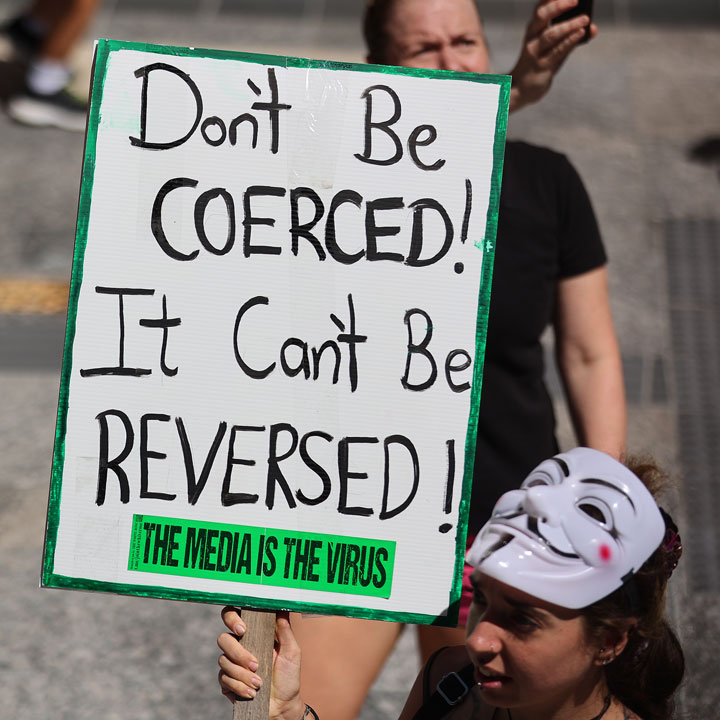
[578,502,609,525]
[525,475,552,488]
[478,533,513,563]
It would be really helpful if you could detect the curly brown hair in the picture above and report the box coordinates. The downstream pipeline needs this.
[582,457,684,720]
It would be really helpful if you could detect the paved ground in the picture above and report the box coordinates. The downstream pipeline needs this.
[1,3,719,719]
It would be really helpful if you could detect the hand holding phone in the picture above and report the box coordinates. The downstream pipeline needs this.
[551,0,594,44]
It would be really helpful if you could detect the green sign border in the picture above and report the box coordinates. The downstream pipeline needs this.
[41,39,509,626]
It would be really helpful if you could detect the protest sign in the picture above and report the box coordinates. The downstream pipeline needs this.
[42,39,509,625]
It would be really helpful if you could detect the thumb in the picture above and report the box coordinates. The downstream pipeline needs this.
[275,611,301,659]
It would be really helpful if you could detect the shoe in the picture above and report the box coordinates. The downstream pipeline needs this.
[6,87,87,132]
[0,16,44,62]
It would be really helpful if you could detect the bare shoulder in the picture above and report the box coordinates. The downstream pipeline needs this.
[423,646,498,720]
[424,645,473,686]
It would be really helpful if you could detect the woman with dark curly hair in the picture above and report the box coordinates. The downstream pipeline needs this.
[219,448,684,720]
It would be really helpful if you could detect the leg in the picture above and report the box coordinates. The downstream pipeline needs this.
[38,0,99,61]
[5,0,97,129]
[22,0,70,32]
[291,614,404,720]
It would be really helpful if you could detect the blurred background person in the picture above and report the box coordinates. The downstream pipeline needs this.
[1,0,98,130]
[290,2,626,719]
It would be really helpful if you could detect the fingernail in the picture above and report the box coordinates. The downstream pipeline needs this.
[246,688,257,699]
[248,660,259,672]
[251,675,263,688]
[234,622,246,635]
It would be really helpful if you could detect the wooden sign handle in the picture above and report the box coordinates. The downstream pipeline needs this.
[233,608,277,720]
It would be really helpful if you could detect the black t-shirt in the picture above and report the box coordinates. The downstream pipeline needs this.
[469,141,606,534]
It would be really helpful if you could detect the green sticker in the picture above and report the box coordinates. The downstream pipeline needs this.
[128,514,395,598]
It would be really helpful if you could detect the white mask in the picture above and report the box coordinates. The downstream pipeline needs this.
[466,448,665,609]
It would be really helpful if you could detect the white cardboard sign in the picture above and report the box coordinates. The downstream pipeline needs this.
[42,40,508,625]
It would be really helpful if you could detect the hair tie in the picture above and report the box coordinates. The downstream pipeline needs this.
[629,636,651,664]
[659,507,682,577]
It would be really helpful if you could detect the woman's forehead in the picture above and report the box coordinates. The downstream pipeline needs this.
[471,571,581,619]
[385,0,483,35]
[471,571,537,603]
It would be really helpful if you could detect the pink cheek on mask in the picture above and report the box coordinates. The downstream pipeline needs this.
[599,544,612,562]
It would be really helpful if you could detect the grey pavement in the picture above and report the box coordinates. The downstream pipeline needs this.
[1,3,719,719]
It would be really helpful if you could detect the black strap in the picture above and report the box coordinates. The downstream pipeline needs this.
[414,650,475,720]
[421,647,449,702]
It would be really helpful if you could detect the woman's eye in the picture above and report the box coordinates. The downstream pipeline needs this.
[471,590,487,610]
[512,613,539,632]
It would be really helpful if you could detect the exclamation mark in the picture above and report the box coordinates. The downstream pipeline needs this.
[439,439,455,533]
[454,179,473,275]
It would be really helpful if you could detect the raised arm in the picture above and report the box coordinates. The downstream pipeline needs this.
[217,607,306,720]
[553,266,626,459]
[508,0,598,113]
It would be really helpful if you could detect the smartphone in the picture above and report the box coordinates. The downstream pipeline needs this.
[551,0,594,44]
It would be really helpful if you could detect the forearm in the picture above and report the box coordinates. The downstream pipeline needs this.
[558,347,626,459]
[280,700,313,720]
[508,84,528,114]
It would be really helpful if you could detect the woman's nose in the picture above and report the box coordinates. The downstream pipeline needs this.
[522,485,561,526]
[466,622,502,661]
[438,46,463,72]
